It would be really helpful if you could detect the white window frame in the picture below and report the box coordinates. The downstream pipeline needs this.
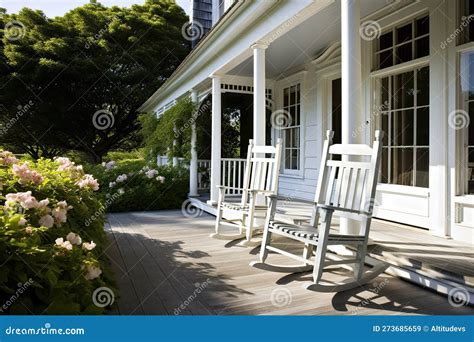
[456,44,474,197]
[374,65,430,188]
[276,72,305,177]
[370,11,431,190]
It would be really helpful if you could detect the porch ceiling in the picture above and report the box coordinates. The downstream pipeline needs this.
[227,0,388,79]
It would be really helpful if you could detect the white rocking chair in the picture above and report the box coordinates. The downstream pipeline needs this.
[210,139,282,246]
[251,131,388,292]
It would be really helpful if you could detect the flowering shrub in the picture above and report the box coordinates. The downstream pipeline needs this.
[0,151,114,314]
[86,159,189,212]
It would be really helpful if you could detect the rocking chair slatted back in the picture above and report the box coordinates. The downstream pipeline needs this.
[240,139,282,206]
[313,130,383,226]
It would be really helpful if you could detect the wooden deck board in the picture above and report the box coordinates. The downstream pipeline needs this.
[106,210,474,315]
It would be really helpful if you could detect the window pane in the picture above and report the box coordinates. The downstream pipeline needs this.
[416,66,429,106]
[379,31,393,51]
[391,148,414,186]
[391,110,414,146]
[290,86,297,104]
[459,0,474,44]
[396,23,412,44]
[285,129,292,148]
[285,149,291,169]
[291,149,299,170]
[415,16,429,37]
[381,113,389,146]
[395,42,412,64]
[394,71,414,109]
[415,36,429,58]
[378,50,393,69]
[381,77,389,106]
[469,101,474,146]
[469,147,474,194]
[416,148,429,187]
[381,148,389,183]
[416,107,429,146]
[292,127,299,146]
[283,88,289,107]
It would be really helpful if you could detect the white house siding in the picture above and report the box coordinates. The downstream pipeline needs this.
[274,0,473,243]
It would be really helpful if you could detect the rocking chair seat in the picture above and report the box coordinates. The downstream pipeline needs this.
[270,221,366,244]
[221,202,268,212]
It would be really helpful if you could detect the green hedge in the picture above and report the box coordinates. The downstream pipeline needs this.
[0,152,115,314]
[85,159,189,212]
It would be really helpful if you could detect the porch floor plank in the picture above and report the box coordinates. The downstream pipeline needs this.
[106,210,474,315]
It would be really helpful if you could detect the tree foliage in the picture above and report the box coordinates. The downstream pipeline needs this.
[0,0,190,162]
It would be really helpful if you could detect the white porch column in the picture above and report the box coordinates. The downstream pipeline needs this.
[189,90,199,197]
[172,124,178,167]
[209,75,222,204]
[341,0,364,235]
[252,43,268,146]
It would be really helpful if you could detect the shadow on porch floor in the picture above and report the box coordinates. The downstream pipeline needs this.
[104,210,473,315]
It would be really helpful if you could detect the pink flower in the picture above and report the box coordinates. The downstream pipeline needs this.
[39,214,54,228]
[0,151,18,166]
[12,163,44,185]
[18,217,27,226]
[5,191,39,210]
[76,174,99,191]
[55,157,75,171]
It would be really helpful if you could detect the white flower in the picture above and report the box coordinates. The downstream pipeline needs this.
[18,217,27,226]
[117,188,125,195]
[145,169,158,179]
[82,241,96,251]
[156,176,165,183]
[116,174,127,183]
[103,161,116,171]
[66,232,82,245]
[55,237,73,250]
[39,214,54,228]
[109,181,116,188]
[84,265,102,280]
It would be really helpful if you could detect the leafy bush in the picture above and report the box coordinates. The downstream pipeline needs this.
[0,151,115,314]
[85,159,189,212]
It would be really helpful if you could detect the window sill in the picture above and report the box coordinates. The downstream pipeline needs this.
[376,183,429,197]
[280,172,304,180]
[454,195,474,206]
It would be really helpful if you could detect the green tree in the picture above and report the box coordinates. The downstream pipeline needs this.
[0,0,190,162]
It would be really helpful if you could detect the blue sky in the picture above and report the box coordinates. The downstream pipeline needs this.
[0,0,191,17]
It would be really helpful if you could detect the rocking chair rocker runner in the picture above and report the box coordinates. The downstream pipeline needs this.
[251,130,388,292]
[210,139,282,246]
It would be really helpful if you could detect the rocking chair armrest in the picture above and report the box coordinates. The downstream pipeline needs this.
[317,204,370,216]
[247,189,275,196]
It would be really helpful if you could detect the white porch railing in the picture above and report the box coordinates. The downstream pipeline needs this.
[220,158,247,195]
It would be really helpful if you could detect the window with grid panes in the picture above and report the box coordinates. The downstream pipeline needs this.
[460,51,474,194]
[374,15,429,70]
[458,0,474,45]
[282,84,301,170]
[377,67,430,187]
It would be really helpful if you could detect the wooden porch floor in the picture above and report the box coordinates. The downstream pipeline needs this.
[105,210,474,315]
